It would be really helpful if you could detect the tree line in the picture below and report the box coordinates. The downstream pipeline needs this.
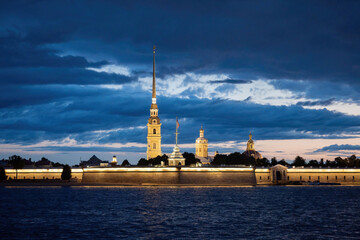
[2,153,360,171]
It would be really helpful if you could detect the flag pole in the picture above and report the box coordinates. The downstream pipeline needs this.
[176,117,179,146]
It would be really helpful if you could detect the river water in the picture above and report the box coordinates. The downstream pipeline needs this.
[1,186,360,239]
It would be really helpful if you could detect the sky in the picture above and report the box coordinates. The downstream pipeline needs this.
[1,0,360,165]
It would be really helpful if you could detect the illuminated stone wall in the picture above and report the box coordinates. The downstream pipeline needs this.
[5,168,83,180]
[287,168,360,184]
[82,167,256,186]
[254,169,272,185]
[6,167,360,185]
[255,166,360,185]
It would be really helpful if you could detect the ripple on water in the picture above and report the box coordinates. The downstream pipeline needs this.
[1,186,360,239]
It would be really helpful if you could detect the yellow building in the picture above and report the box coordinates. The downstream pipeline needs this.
[147,46,162,159]
[195,126,208,158]
[242,132,262,160]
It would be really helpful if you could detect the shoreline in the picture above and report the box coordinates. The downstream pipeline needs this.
[1,181,360,187]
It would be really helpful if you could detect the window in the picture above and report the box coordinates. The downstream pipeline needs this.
[260,176,262,180]
[300,176,302,181]
[153,143,156,149]
[344,176,346,180]
[268,176,270,180]
[153,120,156,124]
[309,176,311,180]
[318,176,320,181]
[353,176,355,181]
[335,176,338,180]
[287,176,289,180]
[153,129,156,134]
[327,176,329,180]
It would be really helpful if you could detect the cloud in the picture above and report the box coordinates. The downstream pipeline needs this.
[314,144,360,153]
[2,1,360,83]
[87,64,131,76]
[1,0,360,163]
[209,79,252,84]
[297,98,336,107]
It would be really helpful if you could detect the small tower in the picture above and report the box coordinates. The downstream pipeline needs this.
[246,132,255,151]
[111,155,117,166]
[243,132,262,160]
[195,126,208,158]
[168,118,185,166]
[147,46,162,159]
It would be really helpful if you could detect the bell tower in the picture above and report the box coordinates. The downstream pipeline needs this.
[195,126,208,158]
[147,46,162,159]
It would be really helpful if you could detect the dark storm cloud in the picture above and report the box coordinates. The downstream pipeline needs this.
[26,146,146,153]
[314,144,360,153]
[0,31,108,68]
[1,0,360,158]
[297,98,336,107]
[209,79,251,84]
[1,1,360,82]
[1,83,360,147]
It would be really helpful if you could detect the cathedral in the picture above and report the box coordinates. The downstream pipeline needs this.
[146,46,162,160]
[242,132,262,160]
[146,47,262,164]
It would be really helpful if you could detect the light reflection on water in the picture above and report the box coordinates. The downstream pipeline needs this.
[1,186,360,239]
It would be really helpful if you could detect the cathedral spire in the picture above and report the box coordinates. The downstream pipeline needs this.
[152,45,156,103]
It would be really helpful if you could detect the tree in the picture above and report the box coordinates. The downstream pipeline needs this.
[0,166,7,181]
[308,160,319,167]
[137,158,148,166]
[293,156,306,167]
[183,152,200,166]
[9,155,25,179]
[347,155,357,168]
[334,156,347,167]
[61,165,72,180]
[255,157,270,167]
[212,154,227,165]
[278,159,289,167]
[121,159,130,167]
[271,157,278,166]
[149,154,169,166]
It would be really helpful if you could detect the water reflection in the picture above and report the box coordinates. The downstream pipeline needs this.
[1,186,360,239]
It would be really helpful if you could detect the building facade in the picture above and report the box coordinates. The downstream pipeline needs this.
[147,46,162,159]
[195,126,208,158]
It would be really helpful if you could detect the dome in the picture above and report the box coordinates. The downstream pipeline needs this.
[242,150,262,160]
[242,132,262,159]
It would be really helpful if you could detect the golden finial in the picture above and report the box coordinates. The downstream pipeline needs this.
[249,131,252,140]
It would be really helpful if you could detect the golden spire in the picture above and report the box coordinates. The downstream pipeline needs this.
[249,131,252,140]
[152,45,156,99]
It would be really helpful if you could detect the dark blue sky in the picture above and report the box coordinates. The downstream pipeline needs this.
[1,0,360,164]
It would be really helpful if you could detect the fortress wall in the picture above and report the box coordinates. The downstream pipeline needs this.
[254,169,272,185]
[83,167,256,186]
[5,169,83,180]
[287,168,360,184]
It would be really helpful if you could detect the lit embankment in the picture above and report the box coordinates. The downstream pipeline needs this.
[5,168,83,180]
[82,167,256,186]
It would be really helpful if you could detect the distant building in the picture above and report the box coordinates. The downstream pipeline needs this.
[195,126,212,165]
[35,158,52,168]
[80,155,108,167]
[242,132,262,160]
[195,126,208,158]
